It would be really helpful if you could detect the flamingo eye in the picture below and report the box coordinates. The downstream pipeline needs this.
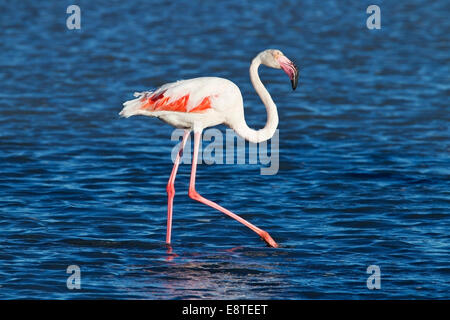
[273,50,282,59]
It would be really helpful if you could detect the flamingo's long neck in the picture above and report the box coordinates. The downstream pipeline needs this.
[233,55,279,144]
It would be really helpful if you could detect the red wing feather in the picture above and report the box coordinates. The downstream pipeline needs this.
[140,90,211,113]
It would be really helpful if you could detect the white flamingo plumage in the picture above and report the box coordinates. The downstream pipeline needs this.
[120,49,299,248]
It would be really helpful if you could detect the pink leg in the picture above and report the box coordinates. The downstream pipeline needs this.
[166,130,191,244]
[188,131,279,248]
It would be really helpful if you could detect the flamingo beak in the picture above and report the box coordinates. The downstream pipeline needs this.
[278,56,299,90]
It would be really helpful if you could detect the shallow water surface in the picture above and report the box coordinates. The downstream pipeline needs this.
[0,0,449,299]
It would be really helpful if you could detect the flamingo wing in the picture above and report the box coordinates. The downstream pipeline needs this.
[121,78,228,119]
[137,88,212,113]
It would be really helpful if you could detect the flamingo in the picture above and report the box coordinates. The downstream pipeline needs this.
[119,49,299,248]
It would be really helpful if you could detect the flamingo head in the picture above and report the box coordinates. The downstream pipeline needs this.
[259,49,299,90]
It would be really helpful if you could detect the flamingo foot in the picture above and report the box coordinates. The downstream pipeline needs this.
[260,231,279,248]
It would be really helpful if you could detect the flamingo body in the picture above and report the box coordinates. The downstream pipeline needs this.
[120,77,243,132]
[120,49,299,248]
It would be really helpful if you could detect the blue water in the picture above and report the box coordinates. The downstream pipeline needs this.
[0,0,449,299]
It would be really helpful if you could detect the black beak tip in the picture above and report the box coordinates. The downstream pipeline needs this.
[291,71,299,91]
